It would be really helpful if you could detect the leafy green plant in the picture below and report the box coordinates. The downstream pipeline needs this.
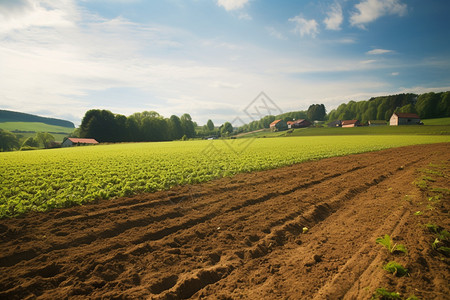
[426,225,449,255]
[376,234,407,254]
[372,288,401,299]
[383,261,409,277]
[406,295,420,300]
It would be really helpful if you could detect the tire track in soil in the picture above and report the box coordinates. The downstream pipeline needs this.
[0,143,448,299]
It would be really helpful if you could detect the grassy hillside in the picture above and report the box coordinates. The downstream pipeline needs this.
[0,122,75,134]
[0,110,74,128]
[422,117,450,125]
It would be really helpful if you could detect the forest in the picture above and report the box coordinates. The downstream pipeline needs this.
[326,91,449,123]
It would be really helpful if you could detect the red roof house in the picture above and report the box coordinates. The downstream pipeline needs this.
[269,119,288,131]
[62,138,99,147]
[341,120,360,128]
[291,119,311,128]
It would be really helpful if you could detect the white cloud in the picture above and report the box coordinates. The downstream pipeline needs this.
[266,26,286,40]
[350,0,407,29]
[324,2,343,30]
[367,48,393,55]
[289,15,319,38]
[216,0,249,11]
[391,72,399,76]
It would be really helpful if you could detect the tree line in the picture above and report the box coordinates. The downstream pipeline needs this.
[327,92,449,123]
[79,109,197,143]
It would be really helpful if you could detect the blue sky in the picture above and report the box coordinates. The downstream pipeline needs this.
[0,0,449,126]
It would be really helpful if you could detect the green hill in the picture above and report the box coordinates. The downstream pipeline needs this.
[0,110,75,128]
[0,122,74,134]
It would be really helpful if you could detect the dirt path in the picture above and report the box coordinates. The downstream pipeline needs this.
[0,143,449,299]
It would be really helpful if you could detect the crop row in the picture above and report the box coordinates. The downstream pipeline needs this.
[1,135,448,218]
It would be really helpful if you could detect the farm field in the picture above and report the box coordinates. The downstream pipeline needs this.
[240,124,450,138]
[1,135,449,218]
[0,143,448,299]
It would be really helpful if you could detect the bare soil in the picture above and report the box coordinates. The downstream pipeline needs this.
[0,143,449,299]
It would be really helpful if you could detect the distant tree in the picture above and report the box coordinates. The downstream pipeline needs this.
[221,122,233,136]
[169,115,184,140]
[396,104,417,114]
[114,114,128,142]
[206,119,215,131]
[22,137,39,148]
[35,132,55,149]
[126,117,140,142]
[416,92,440,119]
[438,92,450,117]
[180,113,196,138]
[307,104,326,121]
[0,129,19,151]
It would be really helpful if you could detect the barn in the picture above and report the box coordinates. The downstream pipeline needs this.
[291,119,311,128]
[341,120,360,128]
[269,119,288,131]
[62,138,99,147]
[389,113,421,126]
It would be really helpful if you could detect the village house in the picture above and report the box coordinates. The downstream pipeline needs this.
[341,120,360,128]
[62,138,99,147]
[389,112,421,126]
[291,119,311,128]
[269,119,288,131]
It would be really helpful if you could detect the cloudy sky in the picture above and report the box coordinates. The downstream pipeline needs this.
[1,0,449,125]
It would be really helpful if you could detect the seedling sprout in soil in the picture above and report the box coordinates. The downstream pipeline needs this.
[371,288,401,300]
[376,234,407,254]
[382,261,409,277]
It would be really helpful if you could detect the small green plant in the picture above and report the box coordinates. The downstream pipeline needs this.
[424,223,441,233]
[426,225,450,255]
[413,211,423,216]
[372,288,401,299]
[383,261,409,277]
[376,234,407,254]
[406,295,420,300]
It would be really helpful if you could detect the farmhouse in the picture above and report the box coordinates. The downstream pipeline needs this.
[389,112,421,126]
[62,138,99,147]
[269,119,288,131]
[341,120,360,128]
[291,119,311,128]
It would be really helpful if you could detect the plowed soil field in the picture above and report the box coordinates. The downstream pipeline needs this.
[1,143,449,299]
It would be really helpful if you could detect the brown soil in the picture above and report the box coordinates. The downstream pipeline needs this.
[0,143,449,299]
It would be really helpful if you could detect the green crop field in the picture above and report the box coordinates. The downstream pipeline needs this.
[1,135,449,218]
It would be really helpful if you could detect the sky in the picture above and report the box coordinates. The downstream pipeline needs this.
[1,0,449,126]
